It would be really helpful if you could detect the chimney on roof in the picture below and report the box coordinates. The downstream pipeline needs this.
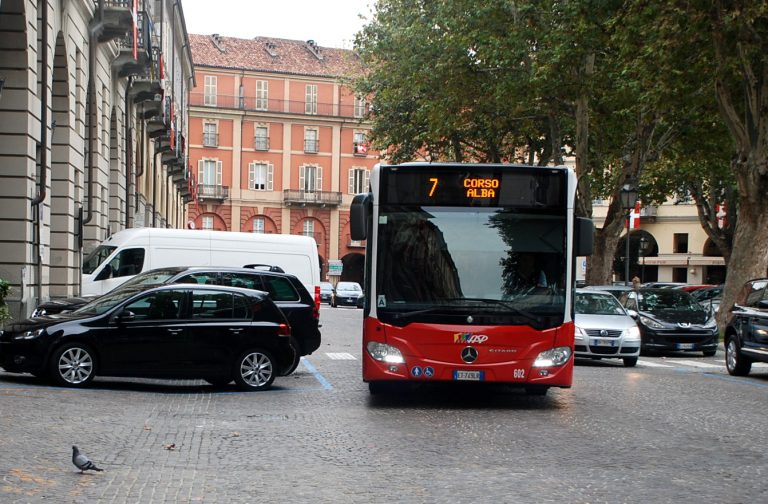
[210,33,226,53]
[305,39,324,61]
[264,41,278,58]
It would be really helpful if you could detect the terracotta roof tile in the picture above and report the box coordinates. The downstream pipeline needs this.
[189,33,363,78]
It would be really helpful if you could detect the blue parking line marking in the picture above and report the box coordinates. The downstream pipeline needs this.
[702,372,768,389]
[300,358,333,391]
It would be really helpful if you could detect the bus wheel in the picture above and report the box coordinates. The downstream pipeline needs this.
[524,386,549,396]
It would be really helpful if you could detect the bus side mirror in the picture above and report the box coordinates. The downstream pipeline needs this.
[350,193,371,241]
[575,217,594,256]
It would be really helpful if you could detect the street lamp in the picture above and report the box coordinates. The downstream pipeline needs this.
[620,177,638,286]
[639,236,649,282]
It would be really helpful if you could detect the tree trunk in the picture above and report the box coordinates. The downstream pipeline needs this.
[716,170,768,327]
[585,197,627,285]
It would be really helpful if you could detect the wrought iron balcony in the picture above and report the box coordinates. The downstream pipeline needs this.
[304,139,319,153]
[112,8,152,77]
[283,190,342,207]
[198,185,229,202]
[189,92,371,119]
[94,0,133,43]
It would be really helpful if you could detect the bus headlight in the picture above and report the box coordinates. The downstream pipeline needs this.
[366,341,405,364]
[532,346,572,367]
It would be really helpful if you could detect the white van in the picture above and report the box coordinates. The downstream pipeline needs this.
[82,228,320,297]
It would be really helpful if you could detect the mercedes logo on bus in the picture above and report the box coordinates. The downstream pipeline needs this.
[461,346,478,364]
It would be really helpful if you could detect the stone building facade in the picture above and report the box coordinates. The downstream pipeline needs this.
[0,0,194,318]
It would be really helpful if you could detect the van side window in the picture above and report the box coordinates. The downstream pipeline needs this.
[262,276,299,302]
[96,248,146,280]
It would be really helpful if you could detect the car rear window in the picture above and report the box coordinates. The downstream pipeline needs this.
[262,276,300,302]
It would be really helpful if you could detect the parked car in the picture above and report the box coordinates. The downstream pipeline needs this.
[582,285,633,298]
[332,281,364,308]
[0,284,294,391]
[688,285,723,314]
[641,282,688,289]
[674,284,716,292]
[724,278,768,376]
[31,266,322,375]
[574,289,641,367]
[617,288,718,356]
[319,282,335,305]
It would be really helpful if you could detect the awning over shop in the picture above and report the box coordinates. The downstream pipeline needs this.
[642,255,725,267]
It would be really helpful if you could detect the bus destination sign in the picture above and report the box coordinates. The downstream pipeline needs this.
[382,166,565,208]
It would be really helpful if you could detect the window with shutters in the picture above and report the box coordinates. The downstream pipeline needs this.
[353,131,368,155]
[204,76,217,106]
[256,80,268,110]
[248,162,272,191]
[254,126,269,150]
[349,168,370,194]
[253,217,265,233]
[299,165,322,193]
[305,84,317,115]
[304,128,318,153]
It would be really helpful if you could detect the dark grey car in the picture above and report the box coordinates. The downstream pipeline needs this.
[724,278,768,376]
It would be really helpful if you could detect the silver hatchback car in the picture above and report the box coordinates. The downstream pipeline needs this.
[574,289,641,367]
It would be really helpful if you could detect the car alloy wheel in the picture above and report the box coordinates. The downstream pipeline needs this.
[51,343,96,387]
[234,349,276,390]
[725,337,752,376]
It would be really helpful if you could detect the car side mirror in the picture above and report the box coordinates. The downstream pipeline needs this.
[757,300,768,309]
[626,309,638,319]
[114,310,136,324]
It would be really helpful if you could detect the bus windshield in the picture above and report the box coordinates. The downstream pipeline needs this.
[82,245,117,274]
[375,206,566,327]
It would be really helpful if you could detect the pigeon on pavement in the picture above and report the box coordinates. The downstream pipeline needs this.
[72,445,104,473]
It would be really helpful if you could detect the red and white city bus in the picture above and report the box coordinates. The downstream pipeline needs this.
[350,163,593,395]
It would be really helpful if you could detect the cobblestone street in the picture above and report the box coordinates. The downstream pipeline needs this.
[1,306,767,503]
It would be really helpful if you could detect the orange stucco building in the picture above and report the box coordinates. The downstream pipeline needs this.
[187,34,377,282]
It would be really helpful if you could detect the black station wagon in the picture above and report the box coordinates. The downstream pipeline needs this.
[0,285,293,391]
[724,278,768,376]
[31,266,321,375]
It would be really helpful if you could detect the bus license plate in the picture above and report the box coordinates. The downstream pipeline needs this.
[676,343,695,350]
[453,370,484,381]
[591,338,617,347]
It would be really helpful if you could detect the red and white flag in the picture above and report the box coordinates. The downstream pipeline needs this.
[716,203,727,229]
[627,201,641,229]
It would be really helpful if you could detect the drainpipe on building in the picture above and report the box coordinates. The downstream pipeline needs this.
[84,0,106,228]
[30,0,50,307]
[152,149,161,227]
[124,77,133,228]
[135,108,144,219]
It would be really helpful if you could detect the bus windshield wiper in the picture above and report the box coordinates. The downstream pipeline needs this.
[441,298,542,326]
[390,307,450,321]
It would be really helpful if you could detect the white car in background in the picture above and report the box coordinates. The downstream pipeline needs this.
[574,289,641,367]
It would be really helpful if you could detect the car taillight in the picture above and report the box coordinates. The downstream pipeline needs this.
[313,285,321,319]
[278,323,291,336]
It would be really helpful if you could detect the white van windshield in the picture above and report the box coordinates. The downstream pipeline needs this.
[83,245,117,274]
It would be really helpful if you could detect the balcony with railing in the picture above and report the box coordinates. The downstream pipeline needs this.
[112,7,153,77]
[304,139,319,153]
[198,184,229,202]
[189,93,370,119]
[283,190,342,207]
[203,132,219,148]
[94,0,133,43]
